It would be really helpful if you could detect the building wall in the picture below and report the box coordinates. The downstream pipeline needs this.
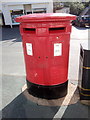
[24,4,32,13]
[32,3,47,9]
[8,4,24,10]
[2,4,12,26]
[0,2,2,11]
[1,1,53,27]
[1,0,53,3]
[55,7,70,13]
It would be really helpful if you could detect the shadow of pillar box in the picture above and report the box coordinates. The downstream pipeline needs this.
[78,43,90,105]
[15,13,76,100]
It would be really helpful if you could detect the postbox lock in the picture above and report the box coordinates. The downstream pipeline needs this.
[38,56,40,59]
[56,36,59,39]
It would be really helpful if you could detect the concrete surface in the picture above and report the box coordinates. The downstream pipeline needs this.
[1,26,90,119]
[1,27,25,76]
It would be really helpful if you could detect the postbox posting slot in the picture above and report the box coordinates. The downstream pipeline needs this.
[23,28,36,34]
[49,27,66,34]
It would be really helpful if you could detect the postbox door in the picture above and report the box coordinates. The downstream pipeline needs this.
[22,25,71,86]
[44,33,70,85]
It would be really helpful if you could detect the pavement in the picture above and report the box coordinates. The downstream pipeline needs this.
[0,25,90,119]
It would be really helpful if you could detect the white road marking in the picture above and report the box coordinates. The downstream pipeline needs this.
[53,84,77,119]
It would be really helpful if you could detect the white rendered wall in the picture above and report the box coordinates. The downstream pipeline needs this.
[1,1,53,26]
[2,4,12,26]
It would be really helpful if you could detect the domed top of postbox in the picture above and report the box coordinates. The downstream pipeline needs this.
[16,13,76,23]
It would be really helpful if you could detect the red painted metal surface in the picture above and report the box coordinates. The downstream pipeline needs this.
[16,13,76,86]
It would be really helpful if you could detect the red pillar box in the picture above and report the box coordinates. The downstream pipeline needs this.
[16,13,76,99]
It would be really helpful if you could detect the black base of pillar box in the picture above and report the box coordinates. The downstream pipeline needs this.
[26,80,68,99]
[79,47,90,101]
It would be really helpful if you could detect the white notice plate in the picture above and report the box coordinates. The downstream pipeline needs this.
[26,43,33,56]
[54,43,62,56]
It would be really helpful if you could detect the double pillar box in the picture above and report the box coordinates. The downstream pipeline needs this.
[16,13,76,99]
